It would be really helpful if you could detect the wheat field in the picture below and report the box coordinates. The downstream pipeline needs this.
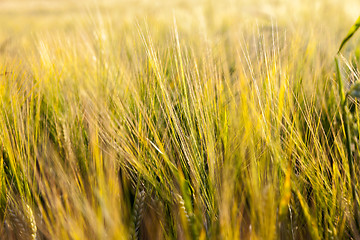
[1,0,360,239]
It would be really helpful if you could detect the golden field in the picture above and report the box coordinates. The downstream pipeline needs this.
[1,0,360,239]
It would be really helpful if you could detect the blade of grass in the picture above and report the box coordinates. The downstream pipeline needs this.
[338,16,360,53]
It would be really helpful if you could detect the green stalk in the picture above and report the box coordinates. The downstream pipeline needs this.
[335,57,359,229]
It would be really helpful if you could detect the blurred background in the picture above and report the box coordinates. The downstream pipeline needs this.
[0,0,359,47]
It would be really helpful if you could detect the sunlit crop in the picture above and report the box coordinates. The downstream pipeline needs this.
[1,0,360,239]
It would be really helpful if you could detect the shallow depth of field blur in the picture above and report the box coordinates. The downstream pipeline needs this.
[1,0,360,239]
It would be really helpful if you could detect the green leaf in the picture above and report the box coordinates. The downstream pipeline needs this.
[338,16,360,53]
